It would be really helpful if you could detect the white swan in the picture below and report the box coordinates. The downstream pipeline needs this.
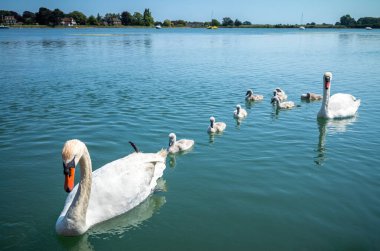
[167,133,194,154]
[245,89,264,101]
[271,95,295,109]
[273,88,287,101]
[56,139,167,236]
[207,116,226,133]
[317,72,361,119]
[301,92,322,101]
[233,104,247,119]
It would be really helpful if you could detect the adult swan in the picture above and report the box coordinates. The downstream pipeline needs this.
[317,72,360,119]
[56,139,167,236]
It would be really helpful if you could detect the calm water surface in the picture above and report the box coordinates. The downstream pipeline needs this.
[1,28,380,250]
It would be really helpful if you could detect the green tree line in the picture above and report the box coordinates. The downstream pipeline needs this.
[1,8,379,28]
[336,14,380,28]
[0,7,155,26]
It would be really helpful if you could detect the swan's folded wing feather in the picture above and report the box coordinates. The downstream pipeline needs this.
[86,153,165,227]
[329,93,360,118]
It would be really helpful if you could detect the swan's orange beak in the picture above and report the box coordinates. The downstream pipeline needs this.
[64,168,75,193]
[324,76,331,89]
[63,158,76,193]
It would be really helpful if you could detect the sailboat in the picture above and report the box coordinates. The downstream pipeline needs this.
[299,13,305,30]
[206,11,218,29]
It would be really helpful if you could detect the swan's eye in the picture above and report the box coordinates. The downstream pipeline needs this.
[63,157,75,176]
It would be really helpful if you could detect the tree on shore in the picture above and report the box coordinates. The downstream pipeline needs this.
[143,8,154,26]
[87,15,98,25]
[121,11,133,25]
[132,12,144,25]
[234,19,242,26]
[35,7,52,25]
[340,14,356,26]
[68,11,87,25]
[96,13,103,24]
[222,17,233,26]
[211,19,220,26]
[356,17,380,28]
[22,11,36,24]
[163,19,172,27]
[172,20,186,27]
[50,8,64,26]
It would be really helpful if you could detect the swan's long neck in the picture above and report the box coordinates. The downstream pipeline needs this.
[66,146,92,229]
[210,120,214,128]
[320,81,331,117]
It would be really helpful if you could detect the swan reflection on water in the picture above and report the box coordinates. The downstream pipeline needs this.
[208,130,225,144]
[315,116,357,166]
[168,147,194,168]
[235,118,243,127]
[169,154,177,168]
[58,193,166,250]
[270,105,280,119]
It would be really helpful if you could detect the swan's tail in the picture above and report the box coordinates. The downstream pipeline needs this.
[129,141,140,153]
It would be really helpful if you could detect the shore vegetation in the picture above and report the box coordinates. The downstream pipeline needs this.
[1,9,379,29]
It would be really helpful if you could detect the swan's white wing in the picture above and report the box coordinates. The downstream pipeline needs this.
[234,109,247,118]
[285,101,295,108]
[67,152,166,228]
[176,139,194,151]
[329,93,360,118]
[215,122,226,131]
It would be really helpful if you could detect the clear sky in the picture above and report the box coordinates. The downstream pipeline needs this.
[1,0,379,24]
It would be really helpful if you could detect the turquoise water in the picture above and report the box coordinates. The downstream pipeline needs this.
[1,28,380,250]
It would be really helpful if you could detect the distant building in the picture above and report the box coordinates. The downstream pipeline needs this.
[187,22,205,28]
[108,18,122,26]
[4,16,17,26]
[60,17,77,26]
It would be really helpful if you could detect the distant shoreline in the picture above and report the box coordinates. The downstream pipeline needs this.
[3,24,376,29]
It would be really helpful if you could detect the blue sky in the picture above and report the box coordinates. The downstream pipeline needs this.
[1,0,379,24]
